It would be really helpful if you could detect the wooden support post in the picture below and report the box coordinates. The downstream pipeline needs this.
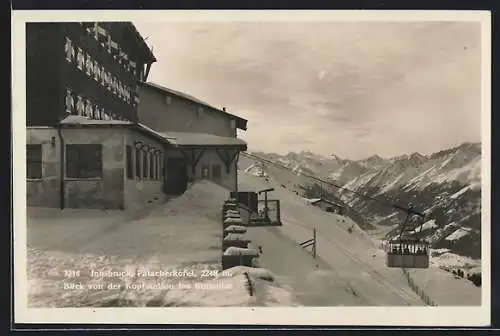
[181,148,205,175]
[313,228,317,259]
[264,191,269,220]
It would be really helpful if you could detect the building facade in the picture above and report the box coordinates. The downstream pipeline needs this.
[26,22,166,210]
[137,82,248,194]
[26,22,249,210]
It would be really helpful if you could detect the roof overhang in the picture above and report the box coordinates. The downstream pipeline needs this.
[57,116,170,145]
[56,116,248,150]
[160,131,247,151]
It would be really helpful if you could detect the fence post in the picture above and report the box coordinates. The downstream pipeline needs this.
[313,228,317,259]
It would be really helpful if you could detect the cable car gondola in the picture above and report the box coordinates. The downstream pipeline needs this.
[386,204,430,269]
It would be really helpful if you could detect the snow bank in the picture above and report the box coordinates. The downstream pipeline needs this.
[28,180,233,308]
[431,252,480,270]
[28,247,291,308]
[152,180,230,219]
[229,266,275,282]
[431,248,451,256]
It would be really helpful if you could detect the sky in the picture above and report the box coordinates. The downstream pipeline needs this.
[134,20,482,160]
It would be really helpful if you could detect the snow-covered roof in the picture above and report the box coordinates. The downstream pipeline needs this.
[224,217,243,224]
[223,233,251,241]
[59,115,173,145]
[60,115,133,125]
[160,131,247,149]
[223,247,259,256]
[224,225,248,233]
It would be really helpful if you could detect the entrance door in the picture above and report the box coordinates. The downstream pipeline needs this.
[164,158,188,195]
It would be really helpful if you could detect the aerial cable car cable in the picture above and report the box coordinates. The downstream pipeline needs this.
[241,152,424,217]
[241,152,433,269]
[242,151,472,235]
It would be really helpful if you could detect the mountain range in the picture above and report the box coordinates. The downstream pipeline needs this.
[239,142,482,261]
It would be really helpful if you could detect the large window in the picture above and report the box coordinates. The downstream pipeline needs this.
[143,151,149,179]
[135,147,141,179]
[153,155,158,180]
[66,144,103,178]
[159,154,163,179]
[126,145,133,180]
[149,153,154,180]
[27,144,42,179]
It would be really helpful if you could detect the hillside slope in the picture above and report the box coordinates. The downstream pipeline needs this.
[237,171,481,306]
[239,142,482,265]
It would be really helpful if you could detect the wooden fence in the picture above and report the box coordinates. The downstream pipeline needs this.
[401,268,438,306]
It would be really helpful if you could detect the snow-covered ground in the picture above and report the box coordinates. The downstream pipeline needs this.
[430,249,481,272]
[26,171,481,307]
[27,181,296,307]
[408,268,481,306]
[238,171,482,306]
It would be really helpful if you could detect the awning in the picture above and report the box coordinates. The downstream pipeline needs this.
[160,131,247,150]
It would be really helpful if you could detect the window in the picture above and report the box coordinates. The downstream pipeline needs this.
[66,144,102,178]
[135,147,141,179]
[27,144,42,179]
[143,151,149,179]
[155,154,160,181]
[149,153,154,180]
[158,154,163,179]
[126,145,134,180]
[153,155,158,180]
[211,164,221,179]
[201,164,210,179]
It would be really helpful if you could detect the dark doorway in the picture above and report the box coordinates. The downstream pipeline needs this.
[164,158,188,195]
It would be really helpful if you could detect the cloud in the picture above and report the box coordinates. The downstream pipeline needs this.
[134,20,482,159]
